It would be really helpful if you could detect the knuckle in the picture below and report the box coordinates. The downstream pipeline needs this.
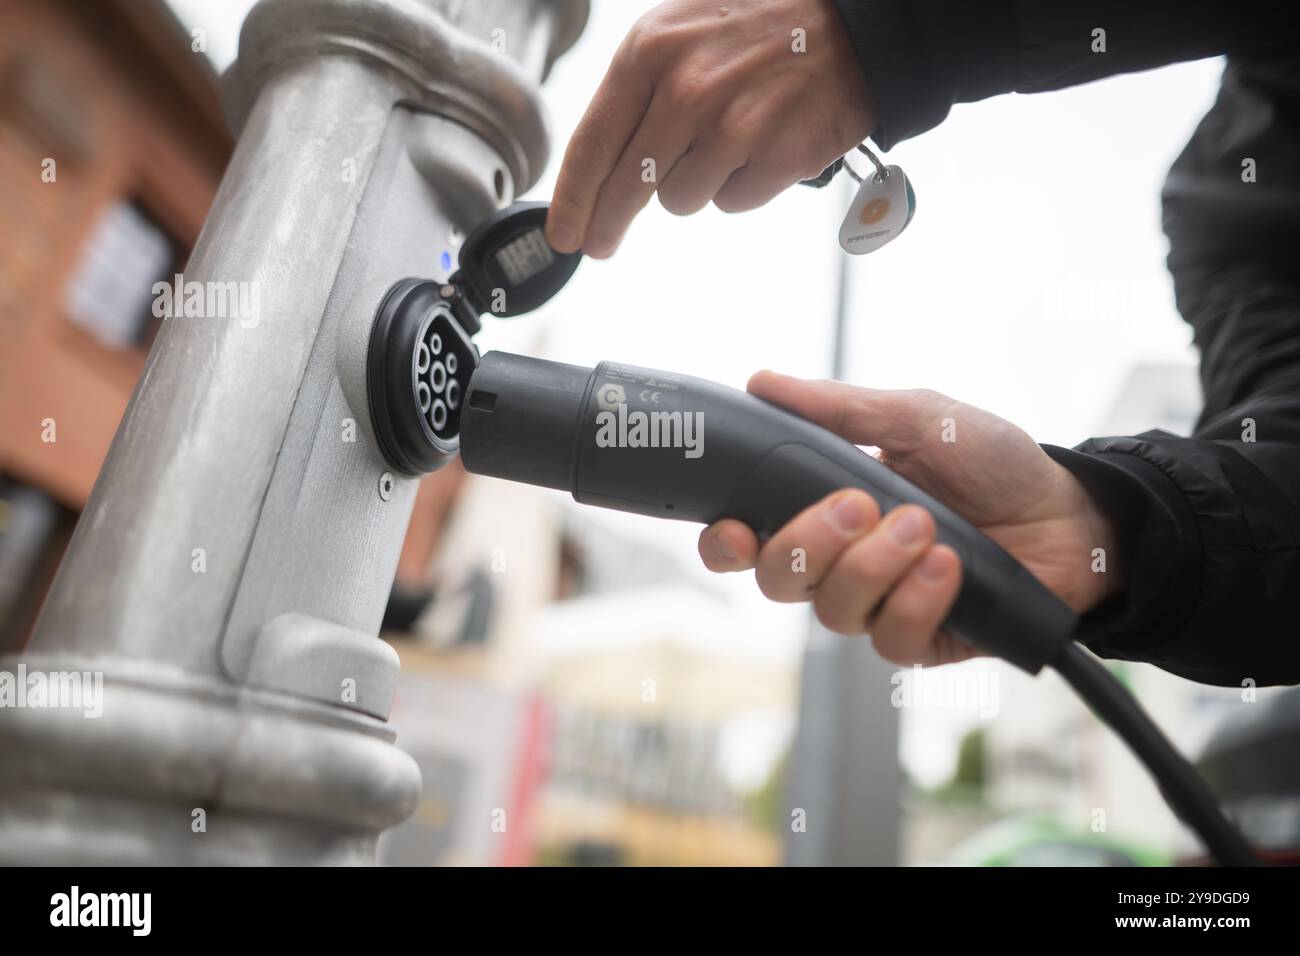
[713,183,759,214]
[890,591,930,629]
[908,387,950,409]
[813,595,859,636]
[830,116,865,156]
[563,136,616,184]
[872,613,933,665]
[608,180,654,216]
[717,107,761,146]
[712,192,744,214]
[780,133,832,180]
[845,542,895,589]
[657,185,700,217]
[664,72,714,117]
[548,191,591,223]
[803,108,835,142]
[796,159,828,183]
[870,628,909,665]
[621,17,665,67]
[798,150,838,183]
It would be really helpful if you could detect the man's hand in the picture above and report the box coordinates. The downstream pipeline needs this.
[698,372,1125,666]
[546,0,875,258]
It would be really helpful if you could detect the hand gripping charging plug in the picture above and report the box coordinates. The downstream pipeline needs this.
[456,354,1258,866]
[367,202,1258,866]
[458,353,1074,673]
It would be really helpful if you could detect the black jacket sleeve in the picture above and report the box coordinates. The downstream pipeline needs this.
[831,0,1296,150]
[829,1,1300,685]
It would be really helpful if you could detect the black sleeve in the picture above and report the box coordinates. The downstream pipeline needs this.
[831,0,1298,150]
[1048,52,1300,688]
[1041,386,1300,688]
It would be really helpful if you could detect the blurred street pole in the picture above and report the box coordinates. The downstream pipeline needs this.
[784,176,902,865]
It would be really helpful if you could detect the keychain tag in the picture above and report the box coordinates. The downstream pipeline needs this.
[839,164,915,255]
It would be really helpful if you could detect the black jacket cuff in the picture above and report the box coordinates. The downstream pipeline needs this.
[1041,443,1201,660]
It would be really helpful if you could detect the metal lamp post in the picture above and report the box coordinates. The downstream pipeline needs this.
[0,0,587,865]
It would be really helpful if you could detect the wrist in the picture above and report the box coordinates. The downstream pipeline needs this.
[1061,466,1127,613]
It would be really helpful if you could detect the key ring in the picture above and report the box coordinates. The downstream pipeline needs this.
[844,143,888,185]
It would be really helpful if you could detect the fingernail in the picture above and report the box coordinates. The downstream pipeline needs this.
[889,508,928,546]
[918,548,950,582]
[712,531,735,564]
[548,222,577,252]
[829,494,870,534]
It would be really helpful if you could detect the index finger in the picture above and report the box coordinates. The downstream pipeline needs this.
[746,370,948,455]
[547,42,654,253]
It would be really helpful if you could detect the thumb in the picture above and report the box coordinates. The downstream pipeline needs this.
[746,370,950,455]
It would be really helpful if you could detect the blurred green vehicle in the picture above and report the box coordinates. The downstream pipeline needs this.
[946,815,1171,867]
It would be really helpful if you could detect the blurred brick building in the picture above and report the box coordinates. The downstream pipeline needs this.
[0,0,232,648]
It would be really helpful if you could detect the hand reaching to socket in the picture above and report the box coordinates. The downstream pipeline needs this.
[545,0,876,258]
[698,372,1125,666]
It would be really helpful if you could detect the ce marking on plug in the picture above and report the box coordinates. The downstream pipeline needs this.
[639,389,663,404]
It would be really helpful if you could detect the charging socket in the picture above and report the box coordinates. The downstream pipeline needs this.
[366,201,582,475]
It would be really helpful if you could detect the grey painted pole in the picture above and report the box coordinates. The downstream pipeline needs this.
[783,175,903,866]
[0,0,587,865]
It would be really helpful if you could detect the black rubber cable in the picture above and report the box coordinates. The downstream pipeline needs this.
[1052,643,1260,866]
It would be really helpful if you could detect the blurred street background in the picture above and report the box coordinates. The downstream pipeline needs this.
[1,0,1288,865]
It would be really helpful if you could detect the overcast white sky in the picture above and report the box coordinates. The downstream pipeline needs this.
[168,0,1223,787]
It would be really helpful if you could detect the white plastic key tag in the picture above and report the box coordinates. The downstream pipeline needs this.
[838,164,916,255]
